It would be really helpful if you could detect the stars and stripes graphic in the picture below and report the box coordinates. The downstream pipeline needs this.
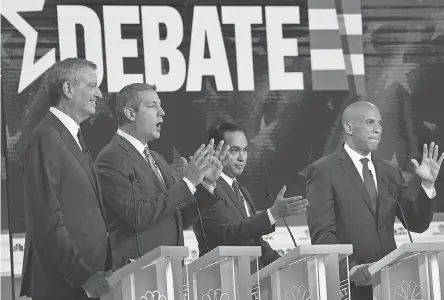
[308,0,365,95]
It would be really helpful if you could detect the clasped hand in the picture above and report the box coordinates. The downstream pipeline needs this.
[181,139,231,187]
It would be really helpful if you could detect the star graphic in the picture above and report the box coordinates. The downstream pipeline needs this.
[423,121,438,134]
[390,152,415,184]
[379,54,417,93]
[192,81,234,128]
[249,116,278,153]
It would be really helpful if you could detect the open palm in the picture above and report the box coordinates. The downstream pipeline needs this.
[411,142,444,186]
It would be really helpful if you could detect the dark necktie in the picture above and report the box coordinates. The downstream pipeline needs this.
[143,147,167,189]
[232,180,250,216]
[77,129,89,155]
[360,158,378,212]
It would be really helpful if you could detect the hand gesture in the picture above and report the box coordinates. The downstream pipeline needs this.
[182,141,215,186]
[411,142,444,189]
[82,270,112,298]
[269,185,309,220]
[349,264,372,286]
[203,140,232,185]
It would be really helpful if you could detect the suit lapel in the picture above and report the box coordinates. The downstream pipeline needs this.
[217,178,248,218]
[151,152,175,189]
[114,135,166,193]
[49,113,100,199]
[239,185,256,214]
[373,157,388,224]
[335,146,377,217]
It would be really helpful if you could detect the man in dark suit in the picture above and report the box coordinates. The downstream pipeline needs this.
[20,58,112,300]
[95,83,230,269]
[306,101,443,300]
[193,123,309,271]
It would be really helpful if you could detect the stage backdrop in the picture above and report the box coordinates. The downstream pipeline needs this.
[1,0,444,235]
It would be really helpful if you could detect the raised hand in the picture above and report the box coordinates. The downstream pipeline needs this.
[269,185,309,220]
[203,140,232,185]
[181,141,215,186]
[411,142,444,189]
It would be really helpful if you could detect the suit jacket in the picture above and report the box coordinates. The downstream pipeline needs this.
[20,112,110,299]
[306,145,436,300]
[95,134,218,269]
[193,177,280,272]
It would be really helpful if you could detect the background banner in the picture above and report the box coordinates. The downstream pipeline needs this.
[1,0,444,235]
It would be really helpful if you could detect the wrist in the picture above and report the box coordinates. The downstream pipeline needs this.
[184,176,198,187]
[202,178,217,187]
[421,180,434,190]
[269,206,280,220]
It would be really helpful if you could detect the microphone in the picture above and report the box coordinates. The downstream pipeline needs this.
[264,190,298,248]
[129,174,143,257]
[388,188,413,243]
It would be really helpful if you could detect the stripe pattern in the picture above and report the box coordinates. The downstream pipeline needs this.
[308,0,365,95]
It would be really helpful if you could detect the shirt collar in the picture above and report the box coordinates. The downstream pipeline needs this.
[117,128,147,155]
[220,172,236,187]
[49,107,80,140]
[344,142,373,165]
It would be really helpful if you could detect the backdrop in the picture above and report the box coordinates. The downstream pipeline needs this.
[1,0,444,235]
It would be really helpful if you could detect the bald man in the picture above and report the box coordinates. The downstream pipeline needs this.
[306,101,443,300]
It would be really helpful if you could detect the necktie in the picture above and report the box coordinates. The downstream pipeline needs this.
[232,180,250,216]
[77,129,89,155]
[360,158,378,212]
[143,147,167,189]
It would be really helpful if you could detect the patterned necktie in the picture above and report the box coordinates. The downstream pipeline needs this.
[232,180,250,216]
[360,158,378,212]
[143,147,167,189]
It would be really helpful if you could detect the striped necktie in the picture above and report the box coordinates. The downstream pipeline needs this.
[143,147,167,189]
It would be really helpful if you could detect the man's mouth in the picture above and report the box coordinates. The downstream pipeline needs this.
[156,122,163,130]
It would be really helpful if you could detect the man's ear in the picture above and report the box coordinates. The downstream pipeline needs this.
[344,122,353,135]
[61,81,74,99]
[123,107,136,122]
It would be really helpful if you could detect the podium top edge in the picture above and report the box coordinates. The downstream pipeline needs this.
[297,244,354,255]
[186,246,262,272]
[253,244,353,281]
[106,246,189,286]
[369,242,444,275]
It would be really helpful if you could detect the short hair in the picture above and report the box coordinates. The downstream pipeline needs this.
[46,58,97,106]
[208,122,244,145]
[115,83,157,126]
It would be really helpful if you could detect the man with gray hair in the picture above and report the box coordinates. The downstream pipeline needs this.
[95,83,230,269]
[20,58,112,300]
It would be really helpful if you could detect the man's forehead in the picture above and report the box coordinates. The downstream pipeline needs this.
[78,66,97,81]
[140,90,161,103]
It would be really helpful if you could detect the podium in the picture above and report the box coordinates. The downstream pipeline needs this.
[369,242,444,300]
[185,246,262,300]
[104,246,189,300]
[252,245,353,300]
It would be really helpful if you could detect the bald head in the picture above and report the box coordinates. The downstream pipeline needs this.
[342,101,379,125]
[342,101,382,155]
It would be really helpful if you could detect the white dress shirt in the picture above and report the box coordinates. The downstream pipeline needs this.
[344,143,435,198]
[49,107,82,150]
[117,129,196,194]
[220,172,276,225]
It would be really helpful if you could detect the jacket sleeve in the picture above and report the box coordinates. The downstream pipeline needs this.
[23,134,94,287]
[95,151,196,231]
[394,167,436,233]
[306,163,339,245]
[181,185,219,229]
[197,194,275,244]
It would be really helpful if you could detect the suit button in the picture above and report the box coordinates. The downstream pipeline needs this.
[105,232,109,238]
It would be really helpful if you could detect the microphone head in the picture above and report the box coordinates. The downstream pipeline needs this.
[129,173,136,183]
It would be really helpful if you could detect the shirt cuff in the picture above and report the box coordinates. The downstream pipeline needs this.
[200,180,216,194]
[267,209,276,225]
[421,183,436,199]
[183,178,197,194]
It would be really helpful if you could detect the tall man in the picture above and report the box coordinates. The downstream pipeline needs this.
[95,83,229,269]
[306,101,443,300]
[21,58,112,300]
[193,123,309,271]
